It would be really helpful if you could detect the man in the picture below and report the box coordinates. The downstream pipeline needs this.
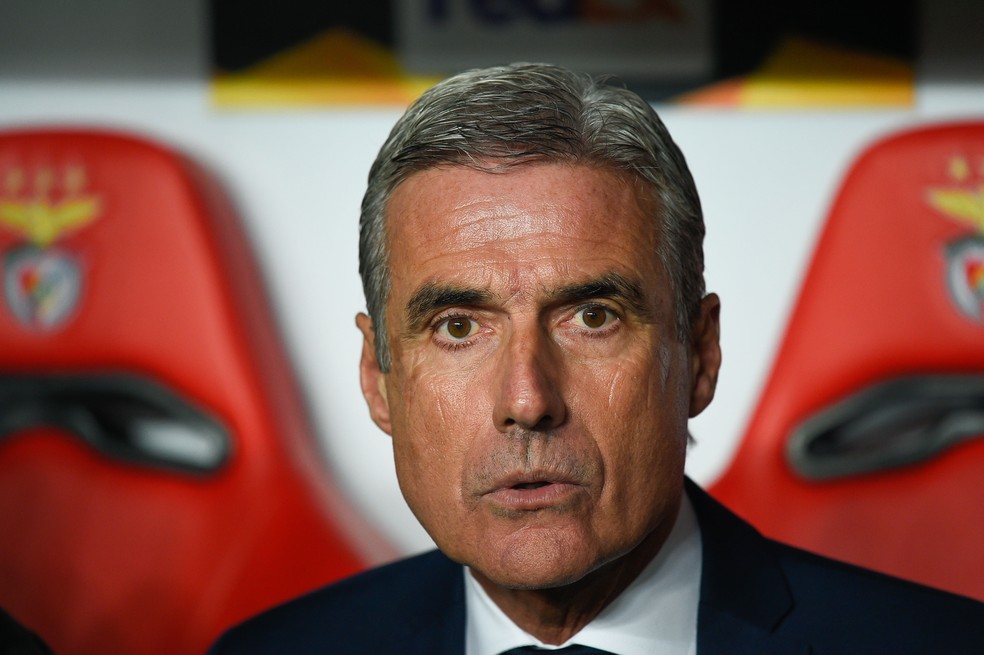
[210,63,984,654]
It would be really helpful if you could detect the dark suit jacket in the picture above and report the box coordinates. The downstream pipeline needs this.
[209,480,984,654]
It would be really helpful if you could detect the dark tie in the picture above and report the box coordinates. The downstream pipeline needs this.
[499,647,616,655]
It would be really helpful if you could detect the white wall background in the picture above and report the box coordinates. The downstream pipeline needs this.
[1,0,982,556]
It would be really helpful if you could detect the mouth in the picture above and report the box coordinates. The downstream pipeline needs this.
[482,472,586,512]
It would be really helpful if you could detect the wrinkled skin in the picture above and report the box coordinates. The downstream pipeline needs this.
[357,162,721,642]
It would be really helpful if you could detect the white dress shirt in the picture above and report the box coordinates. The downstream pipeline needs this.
[465,494,702,655]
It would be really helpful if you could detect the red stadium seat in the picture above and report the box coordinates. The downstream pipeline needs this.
[0,129,392,654]
[711,122,984,601]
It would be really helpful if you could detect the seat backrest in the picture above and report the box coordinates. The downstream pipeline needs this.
[711,122,984,601]
[0,129,392,654]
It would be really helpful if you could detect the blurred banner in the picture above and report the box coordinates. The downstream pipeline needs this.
[210,0,915,108]
[396,0,711,79]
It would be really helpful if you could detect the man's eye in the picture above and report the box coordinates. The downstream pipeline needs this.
[573,306,615,329]
[437,317,478,340]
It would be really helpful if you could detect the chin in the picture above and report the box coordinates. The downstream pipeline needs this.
[472,535,605,591]
[489,567,593,591]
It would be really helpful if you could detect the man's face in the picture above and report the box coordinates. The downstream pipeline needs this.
[357,162,720,590]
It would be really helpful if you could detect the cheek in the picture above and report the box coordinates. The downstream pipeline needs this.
[406,358,481,432]
[573,350,665,419]
[388,358,499,542]
[388,356,488,485]
[573,348,690,466]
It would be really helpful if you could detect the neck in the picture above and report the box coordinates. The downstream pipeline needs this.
[470,510,677,645]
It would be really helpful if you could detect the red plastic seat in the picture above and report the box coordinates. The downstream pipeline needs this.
[711,122,984,601]
[0,129,391,654]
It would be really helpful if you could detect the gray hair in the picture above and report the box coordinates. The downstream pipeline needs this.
[359,62,705,371]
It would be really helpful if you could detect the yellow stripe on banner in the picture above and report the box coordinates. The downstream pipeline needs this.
[211,29,441,108]
[675,36,913,109]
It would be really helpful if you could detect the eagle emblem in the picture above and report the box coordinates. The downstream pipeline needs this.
[1,165,101,330]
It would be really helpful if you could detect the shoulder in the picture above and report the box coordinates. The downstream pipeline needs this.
[686,479,984,652]
[773,540,984,649]
[208,550,462,655]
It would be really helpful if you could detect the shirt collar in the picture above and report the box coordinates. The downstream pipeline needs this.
[464,493,702,655]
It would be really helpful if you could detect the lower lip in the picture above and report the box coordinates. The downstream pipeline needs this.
[485,483,583,511]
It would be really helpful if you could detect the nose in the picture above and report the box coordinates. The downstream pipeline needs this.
[492,326,567,433]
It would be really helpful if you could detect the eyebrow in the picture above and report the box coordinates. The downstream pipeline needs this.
[547,273,651,319]
[404,283,493,332]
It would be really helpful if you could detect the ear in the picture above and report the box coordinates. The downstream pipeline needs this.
[688,294,721,418]
[356,312,393,435]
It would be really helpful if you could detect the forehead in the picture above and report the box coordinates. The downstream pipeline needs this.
[384,163,661,301]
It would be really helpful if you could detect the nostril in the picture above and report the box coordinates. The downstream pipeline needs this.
[502,415,554,432]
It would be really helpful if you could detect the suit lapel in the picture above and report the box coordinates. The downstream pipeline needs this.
[686,479,813,655]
